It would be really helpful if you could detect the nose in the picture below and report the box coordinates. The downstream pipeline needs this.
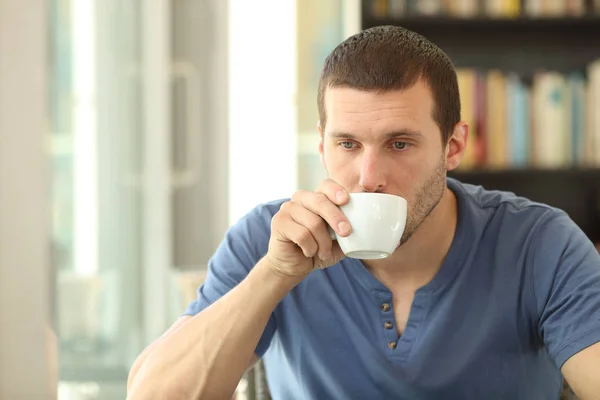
[358,151,386,193]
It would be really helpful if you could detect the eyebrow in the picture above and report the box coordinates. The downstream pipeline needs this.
[326,130,424,141]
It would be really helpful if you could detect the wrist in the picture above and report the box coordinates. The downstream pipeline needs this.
[255,256,306,292]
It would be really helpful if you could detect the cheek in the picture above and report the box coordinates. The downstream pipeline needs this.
[391,156,438,197]
[323,147,359,181]
[392,173,418,200]
[389,154,422,181]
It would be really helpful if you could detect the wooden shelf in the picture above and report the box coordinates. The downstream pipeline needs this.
[362,16,600,30]
[449,167,600,180]
[361,16,600,73]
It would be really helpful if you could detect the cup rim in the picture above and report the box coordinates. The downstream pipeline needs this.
[348,192,407,203]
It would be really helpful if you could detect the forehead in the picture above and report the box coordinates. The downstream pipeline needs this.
[323,81,435,133]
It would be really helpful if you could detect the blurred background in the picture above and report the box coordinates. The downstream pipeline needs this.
[0,0,599,399]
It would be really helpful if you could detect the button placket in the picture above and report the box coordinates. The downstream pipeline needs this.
[393,291,432,363]
[373,290,398,353]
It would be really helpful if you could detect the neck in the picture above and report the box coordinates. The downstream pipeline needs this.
[362,186,458,290]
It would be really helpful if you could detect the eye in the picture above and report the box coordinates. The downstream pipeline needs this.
[339,141,355,149]
[393,142,409,150]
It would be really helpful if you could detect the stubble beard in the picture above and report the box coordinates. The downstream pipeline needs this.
[399,156,447,246]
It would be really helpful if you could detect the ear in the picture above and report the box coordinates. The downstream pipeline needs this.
[445,121,468,171]
[318,121,326,169]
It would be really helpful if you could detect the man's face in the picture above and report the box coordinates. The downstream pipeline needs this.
[319,81,449,245]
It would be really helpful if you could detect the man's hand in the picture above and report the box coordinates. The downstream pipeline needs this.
[265,179,352,278]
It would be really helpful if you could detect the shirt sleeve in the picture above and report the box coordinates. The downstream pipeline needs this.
[182,203,278,358]
[532,209,600,369]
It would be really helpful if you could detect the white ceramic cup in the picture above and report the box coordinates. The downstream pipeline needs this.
[329,192,408,260]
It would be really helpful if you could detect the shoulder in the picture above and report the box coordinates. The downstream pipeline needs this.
[449,177,557,216]
[449,176,595,268]
[213,198,289,266]
[530,206,597,272]
[447,177,582,272]
[448,177,563,234]
[230,198,289,235]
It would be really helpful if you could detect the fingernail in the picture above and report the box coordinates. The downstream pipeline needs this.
[338,221,351,235]
[336,190,346,203]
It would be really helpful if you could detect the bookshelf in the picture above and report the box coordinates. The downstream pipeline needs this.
[361,0,600,244]
[361,15,600,73]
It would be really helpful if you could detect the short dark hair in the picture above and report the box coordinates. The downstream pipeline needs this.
[317,25,460,144]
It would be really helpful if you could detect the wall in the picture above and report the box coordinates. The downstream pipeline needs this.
[0,0,53,397]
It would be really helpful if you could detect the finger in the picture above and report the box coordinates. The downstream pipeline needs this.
[275,204,319,258]
[291,190,352,237]
[315,178,350,206]
[315,241,346,270]
[285,201,333,260]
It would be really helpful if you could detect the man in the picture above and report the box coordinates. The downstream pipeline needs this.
[126,25,600,400]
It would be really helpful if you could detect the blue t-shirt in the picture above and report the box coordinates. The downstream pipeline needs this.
[184,178,600,399]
